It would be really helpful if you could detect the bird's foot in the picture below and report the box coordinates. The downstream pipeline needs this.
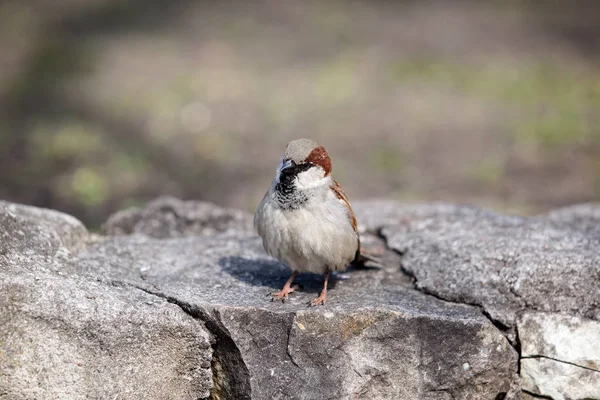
[271,285,298,303]
[309,289,327,307]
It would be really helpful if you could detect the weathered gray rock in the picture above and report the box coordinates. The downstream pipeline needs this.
[517,312,600,399]
[102,196,254,238]
[0,272,213,400]
[521,358,600,400]
[5,197,600,399]
[0,202,213,400]
[2,199,520,400]
[357,201,600,328]
[518,312,600,371]
[542,202,600,240]
[76,231,519,399]
[354,200,600,399]
[0,201,87,269]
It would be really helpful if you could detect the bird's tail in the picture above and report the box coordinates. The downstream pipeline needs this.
[352,248,384,267]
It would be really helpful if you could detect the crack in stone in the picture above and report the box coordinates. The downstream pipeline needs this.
[124,283,252,400]
[285,313,301,369]
[372,224,600,399]
[352,366,363,378]
[513,322,522,375]
[522,355,600,373]
[508,285,536,310]
[374,227,516,339]
[522,389,554,399]
[210,309,252,400]
[374,226,524,396]
[96,224,536,399]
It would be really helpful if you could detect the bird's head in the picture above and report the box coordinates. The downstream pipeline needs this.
[276,138,332,191]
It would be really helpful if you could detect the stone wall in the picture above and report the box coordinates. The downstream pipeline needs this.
[1,197,598,399]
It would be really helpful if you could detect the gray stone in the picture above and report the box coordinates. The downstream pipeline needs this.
[76,233,519,399]
[361,201,600,327]
[518,312,600,399]
[0,203,213,400]
[521,358,600,400]
[518,312,600,371]
[0,201,88,265]
[542,202,600,240]
[102,196,254,238]
[1,199,520,399]
[354,200,600,399]
[10,197,600,399]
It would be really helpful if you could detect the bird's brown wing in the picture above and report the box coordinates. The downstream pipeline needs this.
[330,179,361,263]
[330,179,358,232]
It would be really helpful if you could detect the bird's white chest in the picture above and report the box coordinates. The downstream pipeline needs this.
[256,190,357,274]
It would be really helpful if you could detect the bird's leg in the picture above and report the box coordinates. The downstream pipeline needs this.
[310,271,329,306]
[271,271,298,302]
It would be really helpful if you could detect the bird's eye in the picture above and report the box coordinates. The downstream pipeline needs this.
[299,162,312,171]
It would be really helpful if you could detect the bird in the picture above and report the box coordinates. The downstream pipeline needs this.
[254,138,363,306]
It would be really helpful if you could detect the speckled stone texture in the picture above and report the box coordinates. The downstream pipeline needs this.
[0,202,213,400]
[355,201,600,327]
[2,198,599,399]
[355,200,600,399]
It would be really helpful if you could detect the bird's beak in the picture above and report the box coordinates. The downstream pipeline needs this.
[279,159,295,174]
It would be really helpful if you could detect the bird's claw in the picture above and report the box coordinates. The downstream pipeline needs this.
[270,285,298,303]
[308,291,327,307]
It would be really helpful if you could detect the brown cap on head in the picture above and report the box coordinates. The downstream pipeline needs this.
[283,138,332,176]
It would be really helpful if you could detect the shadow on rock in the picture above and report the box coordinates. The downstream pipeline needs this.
[219,256,338,293]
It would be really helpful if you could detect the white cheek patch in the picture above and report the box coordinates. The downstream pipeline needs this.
[295,166,327,190]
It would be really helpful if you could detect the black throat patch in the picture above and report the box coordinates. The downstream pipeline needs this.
[274,165,311,210]
[274,182,308,210]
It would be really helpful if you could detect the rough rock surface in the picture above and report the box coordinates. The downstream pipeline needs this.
[102,196,254,238]
[542,202,600,240]
[520,358,600,400]
[518,312,600,399]
[0,202,213,400]
[355,201,600,328]
[80,208,520,399]
[3,197,600,399]
[355,200,600,399]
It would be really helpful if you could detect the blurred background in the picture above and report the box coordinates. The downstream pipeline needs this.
[1,0,599,228]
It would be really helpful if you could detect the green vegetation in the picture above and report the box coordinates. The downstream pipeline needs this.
[471,156,506,187]
[391,59,600,148]
[371,146,406,175]
[1,1,598,226]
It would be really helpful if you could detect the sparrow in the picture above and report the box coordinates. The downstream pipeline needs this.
[254,138,361,306]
